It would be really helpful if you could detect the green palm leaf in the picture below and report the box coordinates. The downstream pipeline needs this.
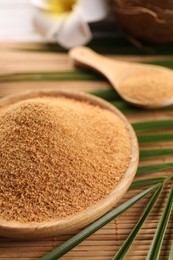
[112,184,163,260]
[169,243,173,260]
[144,59,173,69]
[40,185,159,260]
[132,119,173,132]
[89,88,119,100]
[140,148,173,159]
[130,178,165,189]
[138,133,173,144]
[18,37,173,55]
[0,70,103,83]
[147,185,173,260]
[111,100,139,112]
[137,163,173,176]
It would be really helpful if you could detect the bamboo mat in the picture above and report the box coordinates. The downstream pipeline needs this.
[0,43,173,260]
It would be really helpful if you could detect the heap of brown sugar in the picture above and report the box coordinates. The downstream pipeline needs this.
[119,70,173,104]
[0,96,130,223]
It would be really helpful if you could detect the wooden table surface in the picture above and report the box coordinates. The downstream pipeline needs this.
[0,42,173,260]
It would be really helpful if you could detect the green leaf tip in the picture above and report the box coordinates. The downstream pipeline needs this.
[112,184,163,260]
[40,185,158,260]
[147,186,173,260]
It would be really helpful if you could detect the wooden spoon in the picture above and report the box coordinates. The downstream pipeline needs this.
[69,47,173,109]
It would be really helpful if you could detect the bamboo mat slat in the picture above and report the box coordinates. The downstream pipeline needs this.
[0,81,110,97]
[0,43,173,260]
[1,43,173,75]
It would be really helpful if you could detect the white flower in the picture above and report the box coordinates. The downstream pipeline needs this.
[31,0,109,49]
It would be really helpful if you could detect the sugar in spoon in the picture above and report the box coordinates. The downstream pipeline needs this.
[69,47,173,109]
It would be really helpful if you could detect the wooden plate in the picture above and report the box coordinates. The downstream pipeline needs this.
[0,90,139,239]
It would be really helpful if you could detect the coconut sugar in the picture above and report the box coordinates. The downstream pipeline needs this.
[119,70,173,103]
[0,96,130,223]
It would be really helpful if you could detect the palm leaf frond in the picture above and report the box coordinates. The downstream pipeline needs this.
[112,184,163,260]
[138,133,173,144]
[140,148,173,159]
[130,178,165,190]
[147,185,173,260]
[40,185,159,260]
[111,101,138,112]
[0,70,103,83]
[89,88,119,100]
[137,163,173,176]
[144,59,173,69]
[169,242,173,260]
[18,38,173,55]
[133,119,173,132]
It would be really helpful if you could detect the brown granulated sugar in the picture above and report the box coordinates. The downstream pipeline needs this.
[0,96,131,223]
[119,70,173,103]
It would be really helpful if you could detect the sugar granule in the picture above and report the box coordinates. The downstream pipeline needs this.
[119,70,173,103]
[0,96,131,222]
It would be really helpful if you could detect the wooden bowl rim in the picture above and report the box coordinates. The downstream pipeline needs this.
[0,89,139,239]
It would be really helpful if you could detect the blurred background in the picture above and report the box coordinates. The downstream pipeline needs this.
[0,0,118,42]
[0,0,41,41]
[1,0,173,50]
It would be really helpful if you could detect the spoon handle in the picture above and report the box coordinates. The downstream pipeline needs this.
[69,47,127,83]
